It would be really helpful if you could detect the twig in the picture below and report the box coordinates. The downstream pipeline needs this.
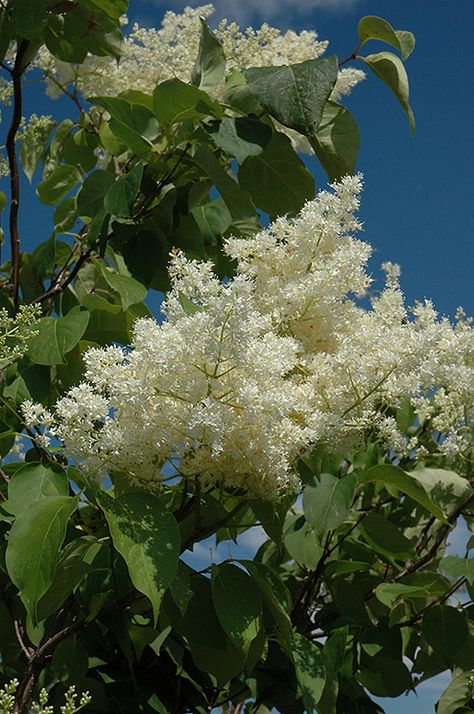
[6,40,29,310]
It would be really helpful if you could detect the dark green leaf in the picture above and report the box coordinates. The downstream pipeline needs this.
[360,51,415,134]
[37,164,82,206]
[153,79,221,126]
[311,101,360,180]
[422,606,468,660]
[76,170,115,218]
[239,132,314,217]
[12,0,47,39]
[104,164,143,217]
[8,462,68,516]
[358,16,415,60]
[303,473,356,537]
[358,511,413,560]
[284,516,323,570]
[246,56,338,135]
[357,656,412,698]
[210,116,272,164]
[212,562,263,655]
[52,637,89,683]
[6,495,78,621]
[97,490,180,624]
[26,307,90,365]
[191,19,226,93]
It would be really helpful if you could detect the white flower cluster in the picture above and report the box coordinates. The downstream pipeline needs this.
[34,5,365,153]
[23,177,474,499]
[0,304,41,369]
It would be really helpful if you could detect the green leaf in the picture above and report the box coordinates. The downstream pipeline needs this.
[375,582,432,609]
[437,672,474,714]
[358,16,415,60]
[54,197,77,232]
[104,164,143,217]
[209,116,272,164]
[193,144,255,220]
[284,516,323,570]
[242,560,292,645]
[97,490,180,624]
[0,190,6,212]
[440,556,474,585]
[76,170,115,218]
[303,473,356,537]
[360,51,415,134]
[310,101,360,180]
[422,606,468,660]
[92,96,159,155]
[12,0,47,39]
[153,79,221,126]
[8,462,68,516]
[212,562,263,656]
[52,637,89,683]
[358,511,413,560]
[101,268,147,311]
[363,464,448,522]
[293,632,326,711]
[6,495,78,621]
[80,0,128,20]
[246,56,338,136]
[191,19,226,93]
[410,467,472,506]
[26,306,90,365]
[239,132,314,217]
[357,656,412,698]
[37,164,82,206]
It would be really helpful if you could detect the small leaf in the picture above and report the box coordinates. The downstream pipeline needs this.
[8,462,68,515]
[191,19,226,93]
[437,672,474,714]
[6,495,78,621]
[97,490,180,625]
[293,632,326,711]
[239,132,314,217]
[422,606,468,660]
[284,516,323,570]
[102,268,147,311]
[440,556,474,585]
[37,164,82,206]
[104,163,143,217]
[303,473,356,537]
[360,51,415,134]
[212,562,263,656]
[20,116,56,182]
[246,56,338,136]
[92,96,159,155]
[178,292,204,316]
[311,101,360,180]
[153,79,221,126]
[26,307,90,365]
[375,582,431,609]
[358,16,415,60]
[209,116,272,164]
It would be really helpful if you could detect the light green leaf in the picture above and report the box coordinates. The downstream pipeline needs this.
[104,163,143,217]
[284,516,323,570]
[239,132,314,217]
[26,306,90,365]
[246,56,338,136]
[375,582,431,608]
[102,268,147,311]
[0,190,6,212]
[37,164,82,206]
[178,292,204,316]
[358,16,415,60]
[212,562,263,656]
[153,78,221,126]
[8,462,68,515]
[293,632,326,711]
[422,606,468,660]
[440,556,474,585]
[20,116,56,182]
[92,96,159,155]
[97,490,180,625]
[80,0,128,19]
[363,464,447,522]
[437,672,474,714]
[311,101,360,180]
[6,495,78,622]
[411,467,472,506]
[360,51,415,134]
[303,473,356,537]
[191,19,226,93]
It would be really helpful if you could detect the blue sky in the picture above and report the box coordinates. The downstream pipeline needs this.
[1,2,472,711]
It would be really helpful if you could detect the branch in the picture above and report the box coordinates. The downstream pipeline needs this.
[6,41,29,310]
